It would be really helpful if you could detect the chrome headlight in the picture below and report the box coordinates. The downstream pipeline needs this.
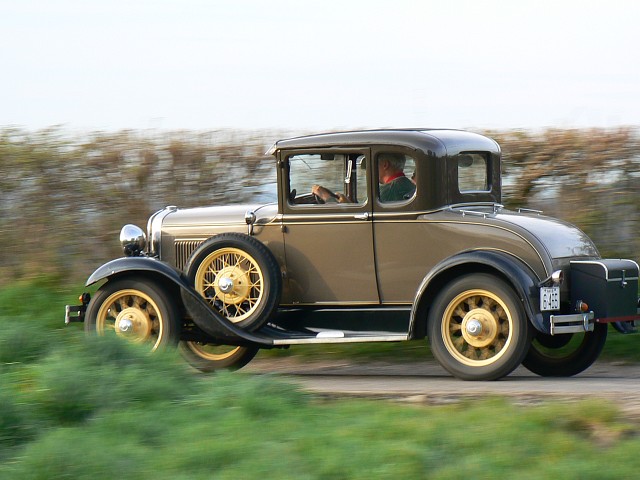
[120,224,147,257]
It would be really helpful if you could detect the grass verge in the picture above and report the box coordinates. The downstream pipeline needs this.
[1,280,640,478]
[2,328,640,479]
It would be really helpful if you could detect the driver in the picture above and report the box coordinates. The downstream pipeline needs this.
[311,152,415,203]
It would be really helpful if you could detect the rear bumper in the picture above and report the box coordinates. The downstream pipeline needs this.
[549,310,640,335]
[550,312,594,335]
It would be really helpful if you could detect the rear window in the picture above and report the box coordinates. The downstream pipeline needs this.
[457,153,489,192]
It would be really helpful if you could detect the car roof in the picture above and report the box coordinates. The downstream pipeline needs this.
[270,129,500,157]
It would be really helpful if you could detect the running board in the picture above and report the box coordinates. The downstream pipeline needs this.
[271,332,408,346]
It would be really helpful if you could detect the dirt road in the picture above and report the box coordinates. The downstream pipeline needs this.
[246,358,640,416]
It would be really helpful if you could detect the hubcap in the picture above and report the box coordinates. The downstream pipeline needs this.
[114,306,153,341]
[218,276,234,294]
[195,247,264,322]
[442,289,513,366]
[118,317,133,333]
[461,308,499,348]
[213,266,250,303]
[465,318,483,336]
[95,288,164,350]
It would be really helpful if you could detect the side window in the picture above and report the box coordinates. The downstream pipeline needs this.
[457,153,489,192]
[377,152,417,203]
[288,153,367,205]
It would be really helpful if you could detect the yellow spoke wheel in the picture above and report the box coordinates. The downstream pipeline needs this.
[441,289,513,367]
[428,274,531,381]
[194,247,265,323]
[85,279,179,351]
[185,233,282,332]
[184,343,242,361]
[179,342,259,372]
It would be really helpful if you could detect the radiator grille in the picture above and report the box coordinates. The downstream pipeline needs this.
[174,240,204,271]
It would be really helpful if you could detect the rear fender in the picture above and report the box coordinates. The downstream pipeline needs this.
[86,257,273,347]
[410,250,545,338]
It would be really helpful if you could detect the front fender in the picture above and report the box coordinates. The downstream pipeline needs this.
[86,257,186,287]
[86,257,273,347]
[409,250,545,338]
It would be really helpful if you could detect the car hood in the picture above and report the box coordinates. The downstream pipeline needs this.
[162,203,278,227]
[494,211,599,259]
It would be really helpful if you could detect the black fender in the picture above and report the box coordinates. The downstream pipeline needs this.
[409,250,545,338]
[86,257,273,347]
[87,257,186,287]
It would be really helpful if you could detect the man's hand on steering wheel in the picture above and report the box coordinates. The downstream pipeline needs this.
[312,185,348,204]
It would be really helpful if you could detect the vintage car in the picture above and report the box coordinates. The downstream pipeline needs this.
[65,129,640,380]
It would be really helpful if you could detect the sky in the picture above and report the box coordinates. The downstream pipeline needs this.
[1,0,639,132]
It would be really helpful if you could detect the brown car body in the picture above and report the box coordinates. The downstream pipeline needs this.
[67,129,640,380]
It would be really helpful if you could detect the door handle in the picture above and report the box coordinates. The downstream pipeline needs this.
[354,212,370,220]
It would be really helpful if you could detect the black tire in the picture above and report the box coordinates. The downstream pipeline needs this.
[522,323,607,377]
[178,342,259,372]
[427,274,533,381]
[85,278,180,350]
[185,233,282,331]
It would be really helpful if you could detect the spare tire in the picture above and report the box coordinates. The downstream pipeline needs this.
[184,232,282,331]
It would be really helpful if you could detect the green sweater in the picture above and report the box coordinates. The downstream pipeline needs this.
[380,175,415,202]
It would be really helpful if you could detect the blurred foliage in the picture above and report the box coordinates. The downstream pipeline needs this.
[2,282,640,477]
[2,302,640,478]
[0,127,638,285]
[490,127,640,259]
[0,127,283,284]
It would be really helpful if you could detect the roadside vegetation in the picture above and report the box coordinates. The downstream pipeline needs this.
[2,281,640,479]
[1,127,639,477]
[1,126,638,285]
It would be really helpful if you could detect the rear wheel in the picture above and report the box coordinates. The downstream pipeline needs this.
[428,274,532,381]
[522,324,607,377]
[179,342,258,372]
[85,278,180,350]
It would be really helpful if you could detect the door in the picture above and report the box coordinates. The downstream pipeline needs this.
[280,149,378,305]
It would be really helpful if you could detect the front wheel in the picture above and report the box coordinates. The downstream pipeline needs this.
[522,324,608,377]
[179,342,258,372]
[428,274,532,381]
[85,278,180,350]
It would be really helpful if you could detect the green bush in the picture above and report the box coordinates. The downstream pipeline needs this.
[31,335,196,425]
[0,322,50,366]
[0,385,37,453]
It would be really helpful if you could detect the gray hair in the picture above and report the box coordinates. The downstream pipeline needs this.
[378,152,406,171]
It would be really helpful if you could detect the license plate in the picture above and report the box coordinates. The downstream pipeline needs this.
[540,286,560,311]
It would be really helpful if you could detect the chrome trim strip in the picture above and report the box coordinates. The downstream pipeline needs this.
[282,214,372,223]
[517,207,543,215]
[148,206,177,257]
[163,218,281,229]
[273,334,408,345]
[279,303,408,307]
